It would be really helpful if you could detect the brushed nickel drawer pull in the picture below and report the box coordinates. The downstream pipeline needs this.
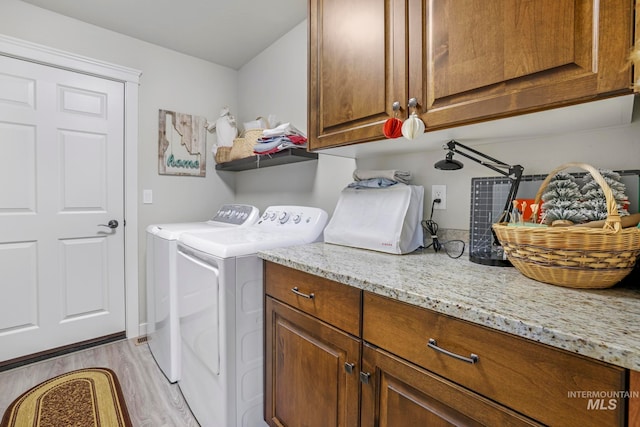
[291,287,315,299]
[428,338,479,364]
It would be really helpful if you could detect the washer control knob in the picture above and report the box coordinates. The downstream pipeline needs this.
[279,211,290,224]
[292,214,302,224]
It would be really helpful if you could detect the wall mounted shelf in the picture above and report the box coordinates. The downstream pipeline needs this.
[214,148,318,172]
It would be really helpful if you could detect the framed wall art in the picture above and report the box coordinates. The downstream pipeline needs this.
[158,109,207,177]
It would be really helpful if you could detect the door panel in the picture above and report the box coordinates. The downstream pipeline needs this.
[0,55,125,362]
[60,131,108,210]
[265,297,360,427]
[0,242,38,333]
[60,237,109,319]
[415,0,632,129]
[308,0,408,149]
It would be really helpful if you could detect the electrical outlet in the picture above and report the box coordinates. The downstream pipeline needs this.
[432,185,446,210]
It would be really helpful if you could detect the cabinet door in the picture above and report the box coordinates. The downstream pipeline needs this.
[361,344,541,427]
[265,297,360,427]
[411,0,633,129]
[308,0,407,150]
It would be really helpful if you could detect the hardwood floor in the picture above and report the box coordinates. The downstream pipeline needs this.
[0,338,200,426]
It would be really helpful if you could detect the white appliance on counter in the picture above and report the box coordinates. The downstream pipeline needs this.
[146,204,260,383]
[324,184,424,254]
[176,206,328,427]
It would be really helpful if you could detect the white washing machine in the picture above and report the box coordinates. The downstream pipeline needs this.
[176,206,328,427]
[146,204,259,383]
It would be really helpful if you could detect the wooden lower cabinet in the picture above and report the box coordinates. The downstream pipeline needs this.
[360,343,540,427]
[264,297,360,427]
[631,370,640,427]
[264,262,634,426]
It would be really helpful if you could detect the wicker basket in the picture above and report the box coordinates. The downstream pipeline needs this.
[492,162,640,289]
[214,146,232,164]
[229,129,263,161]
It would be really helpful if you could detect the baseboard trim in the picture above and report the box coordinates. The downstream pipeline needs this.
[0,332,126,372]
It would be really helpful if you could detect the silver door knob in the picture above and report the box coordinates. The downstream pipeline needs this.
[98,220,119,229]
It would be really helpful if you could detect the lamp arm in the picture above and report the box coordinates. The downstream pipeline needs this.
[451,149,511,177]
[442,140,525,239]
[497,165,524,224]
[446,140,512,177]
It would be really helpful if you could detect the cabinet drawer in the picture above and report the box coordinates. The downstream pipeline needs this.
[363,292,626,427]
[265,262,361,336]
[361,344,541,427]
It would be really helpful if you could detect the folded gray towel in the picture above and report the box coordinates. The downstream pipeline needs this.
[352,169,411,184]
[347,178,399,189]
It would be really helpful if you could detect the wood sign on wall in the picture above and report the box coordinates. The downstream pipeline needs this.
[158,109,206,177]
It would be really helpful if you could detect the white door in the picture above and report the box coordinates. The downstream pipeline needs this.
[0,55,126,362]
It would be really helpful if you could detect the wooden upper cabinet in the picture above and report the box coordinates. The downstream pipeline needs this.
[308,0,408,150]
[417,0,634,129]
[308,0,634,150]
[635,0,640,93]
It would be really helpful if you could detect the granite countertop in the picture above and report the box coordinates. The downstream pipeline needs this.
[258,242,640,371]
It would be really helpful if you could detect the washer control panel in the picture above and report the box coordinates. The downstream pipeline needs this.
[212,204,260,225]
[258,205,328,233]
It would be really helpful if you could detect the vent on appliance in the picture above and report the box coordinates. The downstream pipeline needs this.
[135,336,149,345]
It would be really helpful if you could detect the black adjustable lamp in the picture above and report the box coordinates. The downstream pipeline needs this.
[434,140,524,266]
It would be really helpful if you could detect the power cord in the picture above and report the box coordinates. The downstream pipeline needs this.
[421,199,465,259]
[422,199,442,252]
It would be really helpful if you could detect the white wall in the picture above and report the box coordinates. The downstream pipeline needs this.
[236,21,356,215]
[357,105,640,229]
[0,0,239,323]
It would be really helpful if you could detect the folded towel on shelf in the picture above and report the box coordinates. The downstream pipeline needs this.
[347,178,399,189]
[253,135,307,155]
[251,123,308,155]
[262,122,306,138]
[353,169,411,184]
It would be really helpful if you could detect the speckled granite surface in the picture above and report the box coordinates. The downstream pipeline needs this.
[259,242,640,371]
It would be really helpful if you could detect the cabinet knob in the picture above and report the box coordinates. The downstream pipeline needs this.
[344,362,355,374]
[359,371,371,384]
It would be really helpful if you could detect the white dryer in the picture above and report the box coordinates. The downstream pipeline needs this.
[146,204,259,383]
[176,206,328,427]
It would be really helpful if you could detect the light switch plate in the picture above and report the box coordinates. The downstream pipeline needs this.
[143,189,153,204]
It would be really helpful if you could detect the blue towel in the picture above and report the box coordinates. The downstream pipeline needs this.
[347,178,398,189]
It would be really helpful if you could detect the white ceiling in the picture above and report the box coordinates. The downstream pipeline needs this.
[20,0,307,69]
